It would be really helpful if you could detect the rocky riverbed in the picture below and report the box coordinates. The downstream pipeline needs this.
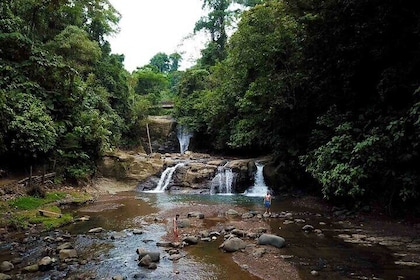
[1,151,420,279]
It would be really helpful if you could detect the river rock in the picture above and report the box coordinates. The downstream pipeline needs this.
[138,255,152,267]
[226,209,239,216]
[57,242,73,251]
[220,237,247,252]
[183,236,199,245]
[38,256,55,271]
[187,211,205,219]
[0,273,11,280]
[112,275,125,280]
[137,250,160,262]
[0,261,13,272]
[59,249,78,260]
[302,225,315,232]
[22,264,39,273]
[88,227,104,233]
[148,263,158,269]
[257,234,286,248]
[242,212,254,219]
[231,229,246,237]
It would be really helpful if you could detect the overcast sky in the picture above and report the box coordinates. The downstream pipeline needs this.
[108,0,207,72]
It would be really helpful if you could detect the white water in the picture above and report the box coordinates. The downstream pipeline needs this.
[211,165,235,195]
[177,125,193,154]
[243,163,269,197]
[147,163,185,193]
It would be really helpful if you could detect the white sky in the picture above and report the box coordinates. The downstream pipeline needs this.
[108,0,208,72]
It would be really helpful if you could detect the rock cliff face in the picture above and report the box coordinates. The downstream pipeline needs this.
[138,116,179,154]
[98,151,263,194]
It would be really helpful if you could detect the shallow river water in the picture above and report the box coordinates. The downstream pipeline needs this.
[1,189,419,280]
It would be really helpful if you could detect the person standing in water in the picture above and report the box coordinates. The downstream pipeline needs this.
[173,214,180,240]
[263,191,272,215]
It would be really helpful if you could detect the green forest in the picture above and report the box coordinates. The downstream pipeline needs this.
[1,0,419,216]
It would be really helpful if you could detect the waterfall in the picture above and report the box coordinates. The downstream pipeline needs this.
[148,163,185,193]
[243,162,269,197]
[177,125,192,154]
[211,165,235,195]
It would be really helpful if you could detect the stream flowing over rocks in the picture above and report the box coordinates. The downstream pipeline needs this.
[1,151,419,280]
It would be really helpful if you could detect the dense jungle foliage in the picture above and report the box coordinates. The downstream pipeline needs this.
[175,0,420,215]
[0,0,181,181]
[1,0,419,216]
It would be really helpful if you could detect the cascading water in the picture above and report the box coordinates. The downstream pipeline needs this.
[243,162,269,197]
[147,162,185,193]
[177,125,193,154]
[211,165,235,195]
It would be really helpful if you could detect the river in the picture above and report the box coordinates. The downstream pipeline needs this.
[1,186,419,280]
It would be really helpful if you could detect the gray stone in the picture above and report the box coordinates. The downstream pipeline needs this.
[257,234,286,248]
[138,252,160,262]
[88,227,104,233]
[220,237,247,252]
[302,225,315,232]
[0,261,13,273]
[59,249,78,260]
[226,209,239,216]
[183,236,199,245]
[23,264,39,273]
[38,256,55,271]
[0,273,12,280]
[57,242,73,251]
[138,255,152,267]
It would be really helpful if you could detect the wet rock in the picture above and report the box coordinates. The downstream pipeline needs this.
[38,256,56,271]
[59,249,78,260]
[226,209,239,216]
[22,264,39,273]
[112,275,126,280]
[88,227,104,233]
[295,219,306,223]
[242,212,254,219]
[57,242,73,251]
[231,229,246,237]
[209,231,221,238]
[132,229,143,235]
[156,241,172,247]
[225,225,235,232]
[199,230,210,238]
[0,273,12,280]
[187,211,204,219]
[257,234,286,248]
[0,261,13,272]
[311,270,319,276]
[220,237,247,252]
[183,236,199,245]
[201,237,211,242]
[302,225,315,232]
[10,258,22,265]
[138,255,152,267]
[76,216,90,222]
[247,232,258,239]
[148,263,158,270]
[137,249,160,262]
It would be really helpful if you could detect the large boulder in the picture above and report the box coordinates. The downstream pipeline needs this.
[257,234,286,248]
[220,237,247,252]
[97,151,164,182]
